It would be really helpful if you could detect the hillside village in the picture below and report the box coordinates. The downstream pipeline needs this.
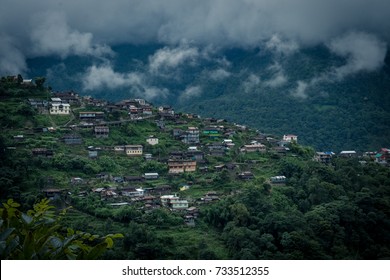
[3,77,389,218]
[1,75,390,259]
[20,87,299,222]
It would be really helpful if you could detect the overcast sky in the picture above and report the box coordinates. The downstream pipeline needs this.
[1,0,389,76]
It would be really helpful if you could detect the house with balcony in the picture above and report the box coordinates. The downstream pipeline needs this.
[49,102,70,115]
[125,145,143,156]
[171,199,189,210]
[283,134,298,143]
[241,143,267,153]
[160,195,189,210]
[121,187,145,198]
[142,105,153,115]
[168,159,197,174]
[181,127,200,144]
[94,126,109,138]
[79,111,104,121]
[315,152,335,164]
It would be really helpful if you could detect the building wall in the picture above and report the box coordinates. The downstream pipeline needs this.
[147,138,159,145]
[50,104,70,115]
[125,146,143,156]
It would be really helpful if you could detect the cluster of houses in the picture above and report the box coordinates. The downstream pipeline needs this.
[313,148,390,165]
[29,92,79,115]
[21,89,390,227]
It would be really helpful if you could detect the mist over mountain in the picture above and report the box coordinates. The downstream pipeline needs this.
[2,0,390,151]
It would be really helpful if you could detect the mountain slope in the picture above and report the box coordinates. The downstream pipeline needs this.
[25,44,390,151]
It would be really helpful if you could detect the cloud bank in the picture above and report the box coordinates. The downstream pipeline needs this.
[82,64,169,100]
[328,31,387,79]
[1,0,389,76]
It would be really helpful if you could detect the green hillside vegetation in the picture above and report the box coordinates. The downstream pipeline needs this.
[0,76,389,259]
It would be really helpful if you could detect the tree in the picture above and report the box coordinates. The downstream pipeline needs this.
[34,77,45,89]
[17,74,23,85]
[0,199,123,259]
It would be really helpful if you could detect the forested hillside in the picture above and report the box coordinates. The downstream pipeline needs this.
[1,77,389,260]
[26,45,390,152]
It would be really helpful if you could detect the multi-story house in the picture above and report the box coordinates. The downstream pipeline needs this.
[168,159,197,174]
[283,134,298,142]
[125,145,143,156]
[50,102,70,115]
[94,126,109,138]
[182,127,199,144]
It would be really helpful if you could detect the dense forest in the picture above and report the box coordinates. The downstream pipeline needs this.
[0,76,389,260]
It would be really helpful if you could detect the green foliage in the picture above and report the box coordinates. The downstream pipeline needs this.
[204,158,390,259]
[0,198,123,259]
[34,77,46,89]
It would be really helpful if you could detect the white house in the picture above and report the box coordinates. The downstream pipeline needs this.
[122,188,144,198]
[146,136,159,146]
[160,195,189,210]
[283,134,298,142]
[125,145,143,156]
[50,103,70,115]
[171,200,189,210]
[160,195,179,206]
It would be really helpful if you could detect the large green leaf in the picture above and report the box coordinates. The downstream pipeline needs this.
[84,242,107,260]
[0,228,15,241]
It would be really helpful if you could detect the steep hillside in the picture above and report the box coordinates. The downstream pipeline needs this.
[1,77,390,260]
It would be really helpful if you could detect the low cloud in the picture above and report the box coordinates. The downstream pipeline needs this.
[243,74,261,93]
[265,73,287,88]
[264,62,288,88]
[148,44,201,74]
[288,31,389,96]
[208,68,231,81]
[291,81,309,99]
[266,35,299,56]
[30,12,113,59]
[142,86,170,100]
[328,31,387,79]
[0,35,27,75]
[179,85,202,101]
[83,64,142,90]
[82,64,169,100]
[1,0,390,76]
